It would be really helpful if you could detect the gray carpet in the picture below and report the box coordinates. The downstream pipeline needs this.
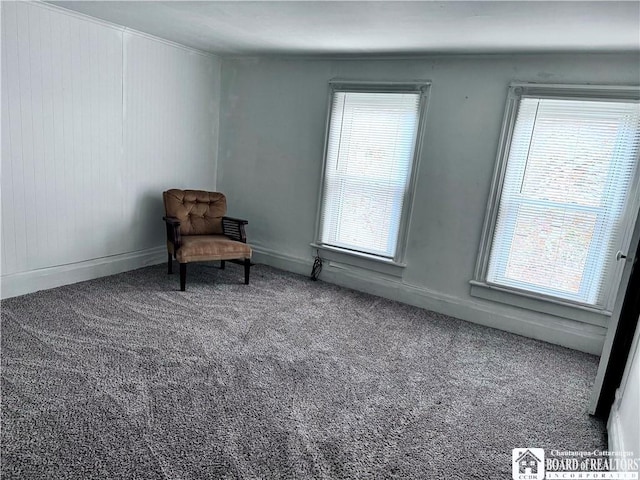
[1,263,606,479]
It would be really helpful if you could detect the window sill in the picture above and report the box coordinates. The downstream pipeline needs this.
[310,243,406,278]
[469,280,611,327]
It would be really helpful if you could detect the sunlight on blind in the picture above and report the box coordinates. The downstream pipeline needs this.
[319,91,421,258]
[487,97,640,306]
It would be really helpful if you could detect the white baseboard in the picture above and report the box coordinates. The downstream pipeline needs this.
[3,244,606,354]
[1,246,167,299]
[251,245,606,355]
[251,246,312,277]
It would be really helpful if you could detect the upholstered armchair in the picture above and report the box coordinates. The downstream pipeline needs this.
[163,189,252,291]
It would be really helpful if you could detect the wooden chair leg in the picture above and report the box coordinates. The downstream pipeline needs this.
[179,263,187,291]
[244,258,250,285]
[220,260,225,270]
[168,253,173,274]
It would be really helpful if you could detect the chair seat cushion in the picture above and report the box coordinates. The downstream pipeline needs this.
[176,235,252,263]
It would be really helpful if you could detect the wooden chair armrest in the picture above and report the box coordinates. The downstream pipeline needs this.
[222,216,248,225]
[222,216,248,243]
[163,216,182,249]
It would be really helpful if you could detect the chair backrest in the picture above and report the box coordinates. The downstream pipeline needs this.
[163,189,226,235]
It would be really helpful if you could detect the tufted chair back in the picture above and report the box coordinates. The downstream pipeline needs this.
[163,189,226,236]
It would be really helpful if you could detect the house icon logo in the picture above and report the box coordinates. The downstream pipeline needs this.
[512,448,545,480]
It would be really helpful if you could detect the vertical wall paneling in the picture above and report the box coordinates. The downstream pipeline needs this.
[1,1,123,274]
[2,2,29,274]
[19,4,39,270]
[1,11,13,275]
[1,2,221,297]
[123,32,219,251]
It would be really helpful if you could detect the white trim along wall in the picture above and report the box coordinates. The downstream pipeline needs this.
[251,244,607,354]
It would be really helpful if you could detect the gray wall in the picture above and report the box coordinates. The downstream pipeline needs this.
[217,53,640,354]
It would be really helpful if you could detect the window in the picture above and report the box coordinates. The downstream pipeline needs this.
[315,82,428,263]
[474,84,640,312]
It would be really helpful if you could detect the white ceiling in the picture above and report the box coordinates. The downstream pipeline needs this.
[48,1,640,56]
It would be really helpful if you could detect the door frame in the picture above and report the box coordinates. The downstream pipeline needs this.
[589,214,640,417]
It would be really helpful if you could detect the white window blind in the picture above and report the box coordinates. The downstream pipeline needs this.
[318,90,422,259]
[487,97,640,307]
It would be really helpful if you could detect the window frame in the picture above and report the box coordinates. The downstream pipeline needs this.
[472,83,640,317]
[312,80,431,271]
